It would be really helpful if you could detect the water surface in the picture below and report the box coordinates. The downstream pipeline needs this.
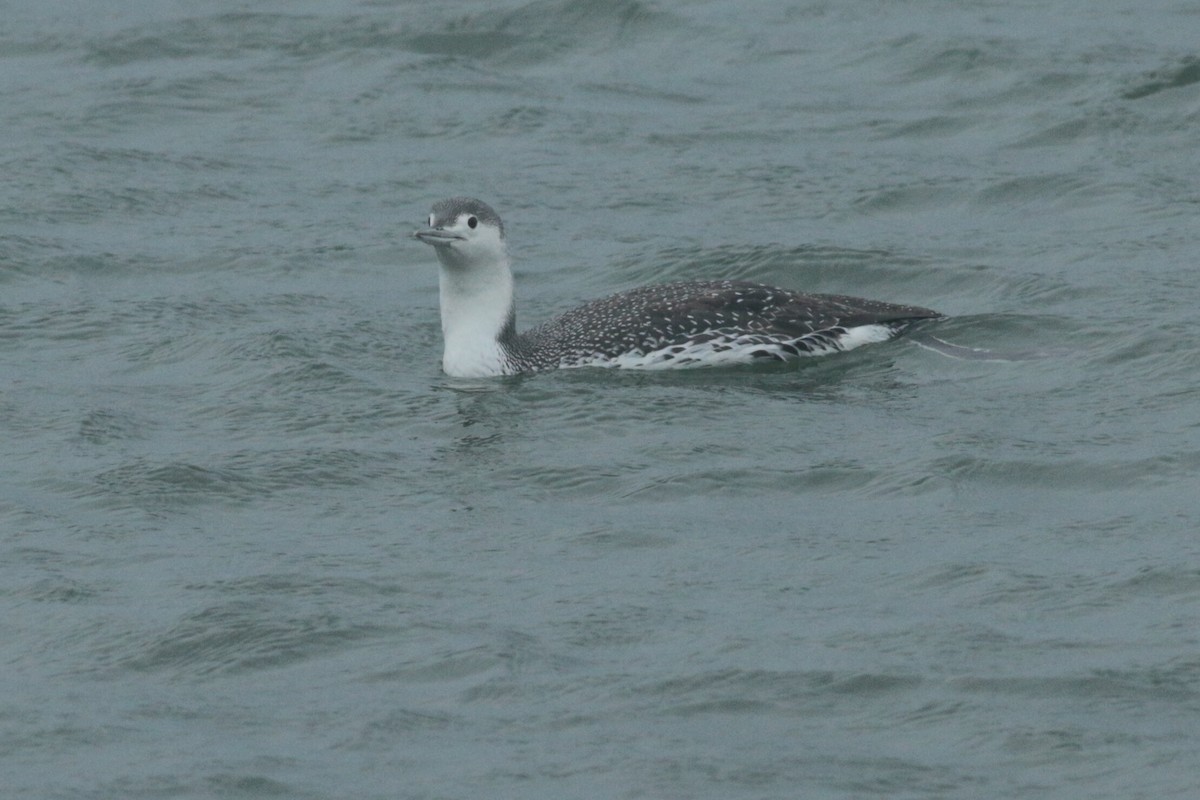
[3,1,1199,798]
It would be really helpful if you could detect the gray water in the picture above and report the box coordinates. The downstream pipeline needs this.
[3,1,1199,798]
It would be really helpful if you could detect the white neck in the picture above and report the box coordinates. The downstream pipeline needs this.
[436,245,516,378]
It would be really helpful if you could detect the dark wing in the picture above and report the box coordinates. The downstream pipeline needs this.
[524,280,937,354]
[752,288,942,337]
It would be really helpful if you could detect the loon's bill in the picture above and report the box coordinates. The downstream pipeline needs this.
[413,197,941,378]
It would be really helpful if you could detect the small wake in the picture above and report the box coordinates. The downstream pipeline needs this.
[910,333,1064,362]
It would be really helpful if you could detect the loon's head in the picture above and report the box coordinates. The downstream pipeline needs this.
[413,197,506,269]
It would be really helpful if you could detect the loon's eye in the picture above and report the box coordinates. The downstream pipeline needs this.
[467,216,478,229]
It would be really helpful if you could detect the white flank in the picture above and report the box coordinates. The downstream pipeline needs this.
[570,323,897,370]
[832,323,895,350]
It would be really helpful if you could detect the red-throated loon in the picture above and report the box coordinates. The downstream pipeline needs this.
[414,197,941,378]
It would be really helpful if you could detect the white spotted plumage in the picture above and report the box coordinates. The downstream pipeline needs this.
[413,198,941,378]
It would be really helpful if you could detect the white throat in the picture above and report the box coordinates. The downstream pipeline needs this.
[436,245,516,378]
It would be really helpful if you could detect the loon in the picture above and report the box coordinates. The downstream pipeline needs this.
[413,197,941,378]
